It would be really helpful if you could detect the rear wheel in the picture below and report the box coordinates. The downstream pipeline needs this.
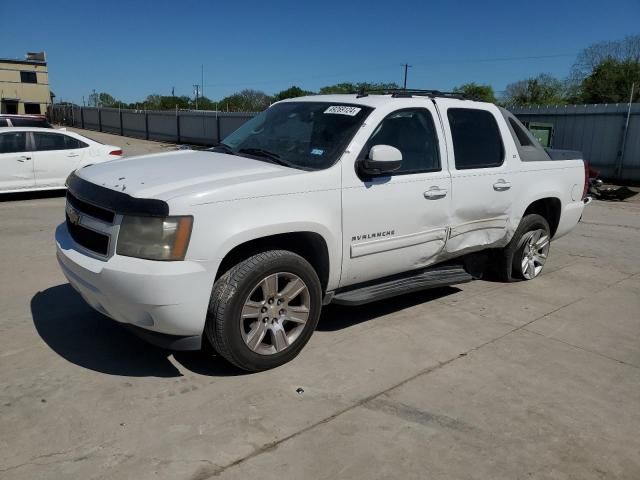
[206,250,322,371]
[514,227,550,280]
[493,214,551,282]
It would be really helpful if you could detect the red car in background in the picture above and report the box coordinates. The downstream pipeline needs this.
[0,114,52,128]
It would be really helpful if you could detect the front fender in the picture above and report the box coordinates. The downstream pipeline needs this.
[186,190,343,290]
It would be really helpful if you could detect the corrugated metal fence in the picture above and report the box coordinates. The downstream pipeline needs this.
[51,105,256,147]
[511,103,640,182]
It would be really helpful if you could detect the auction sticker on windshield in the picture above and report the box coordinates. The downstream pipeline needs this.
[324,105,362,116]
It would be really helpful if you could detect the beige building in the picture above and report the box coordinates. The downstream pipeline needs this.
[0,52,51,115]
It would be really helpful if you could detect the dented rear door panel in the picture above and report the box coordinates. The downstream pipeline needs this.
[436,100,517,255]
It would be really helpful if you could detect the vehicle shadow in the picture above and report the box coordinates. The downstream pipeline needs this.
[30,284,244,378]
[317,286,460,331]
[0,190,66,202]
[31,283,460,377]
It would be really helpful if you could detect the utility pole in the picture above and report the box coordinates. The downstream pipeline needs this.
[402,63,412,89]
[201,64,204,99]
[617,81,636,179]
[193,84,199,110]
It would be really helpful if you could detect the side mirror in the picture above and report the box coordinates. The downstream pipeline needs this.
[360,145,402,176]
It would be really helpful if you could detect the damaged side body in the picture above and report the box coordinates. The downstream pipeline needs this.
[339,98,581,288]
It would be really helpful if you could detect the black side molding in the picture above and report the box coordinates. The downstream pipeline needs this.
[66,172,169,217]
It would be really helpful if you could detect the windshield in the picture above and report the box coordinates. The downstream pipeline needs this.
[219,102,373,170]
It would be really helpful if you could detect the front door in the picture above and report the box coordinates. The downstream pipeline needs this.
[340,104,451,287]
[32,132,87,188]
[0,131,34,191]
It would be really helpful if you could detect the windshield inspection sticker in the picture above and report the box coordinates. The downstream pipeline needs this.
[311,148,324,156]
[324,105,362,116]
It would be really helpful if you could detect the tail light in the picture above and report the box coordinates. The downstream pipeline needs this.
[109,149,123,156]
[582,160,589,199]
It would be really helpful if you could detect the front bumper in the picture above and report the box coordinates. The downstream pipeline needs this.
[55,223,213,348]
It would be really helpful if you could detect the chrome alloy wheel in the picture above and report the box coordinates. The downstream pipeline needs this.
[240,272,311,355]
[520,229,550,280]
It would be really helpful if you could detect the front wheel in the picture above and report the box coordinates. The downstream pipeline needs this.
[206,250,322,371]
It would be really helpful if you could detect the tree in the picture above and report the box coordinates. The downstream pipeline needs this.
[453,83,496,103]
[134,94,192,110]
[580,58,640,104]
[159,95,191,110]
[503,74,565,106]
[217,89,273,112]
[570,35,640,85]
[88,91,119,107]
[143,94,162,109]
[196,96,217,110]
[273,85,314,101]
[319,81,400,94]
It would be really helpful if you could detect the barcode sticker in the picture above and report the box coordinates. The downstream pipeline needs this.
[324,105,362,116]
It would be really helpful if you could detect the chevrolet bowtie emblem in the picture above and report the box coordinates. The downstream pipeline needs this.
[66,203,81,225]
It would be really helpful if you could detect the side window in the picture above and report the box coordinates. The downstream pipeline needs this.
[33,133,68,151]
[508,117,533,147]
[0,119,9,127]
[448,108,504,169]
[365,108,440,174]
[0,132,28,154]
[64,136,88,149]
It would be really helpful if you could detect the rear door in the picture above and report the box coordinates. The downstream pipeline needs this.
[32,132,88,187]
[340,101,451,286]
[436,100,515,254]
[0,131,34,191]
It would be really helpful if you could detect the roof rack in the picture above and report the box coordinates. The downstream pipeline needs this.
[354,88,473,101]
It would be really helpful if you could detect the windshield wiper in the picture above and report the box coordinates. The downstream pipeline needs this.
[237,148,292,168]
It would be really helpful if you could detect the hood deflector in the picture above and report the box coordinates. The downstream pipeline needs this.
[66,172,170,217]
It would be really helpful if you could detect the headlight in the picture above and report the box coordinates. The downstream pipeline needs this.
[117,216,193,261]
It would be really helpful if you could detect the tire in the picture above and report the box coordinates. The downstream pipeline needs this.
[206,250,322,372]
[493,214,551,282]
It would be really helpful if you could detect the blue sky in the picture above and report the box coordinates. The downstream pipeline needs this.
[1,0,638,104]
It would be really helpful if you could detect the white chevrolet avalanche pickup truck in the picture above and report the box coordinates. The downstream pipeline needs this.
[55,91,589,371]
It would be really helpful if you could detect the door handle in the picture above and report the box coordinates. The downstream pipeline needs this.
[17,156,32,162]
[424,187,448,200]
[493,180,512,191]
[66,153,80,158]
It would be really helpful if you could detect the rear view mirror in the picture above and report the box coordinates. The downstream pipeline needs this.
[360,145,402,176]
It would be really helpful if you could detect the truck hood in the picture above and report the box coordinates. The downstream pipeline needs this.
[76,150,300,200]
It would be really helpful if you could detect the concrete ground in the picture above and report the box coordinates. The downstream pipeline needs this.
[0,189,639,479]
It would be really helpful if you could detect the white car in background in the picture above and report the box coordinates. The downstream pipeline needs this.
[0,127,122,193]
